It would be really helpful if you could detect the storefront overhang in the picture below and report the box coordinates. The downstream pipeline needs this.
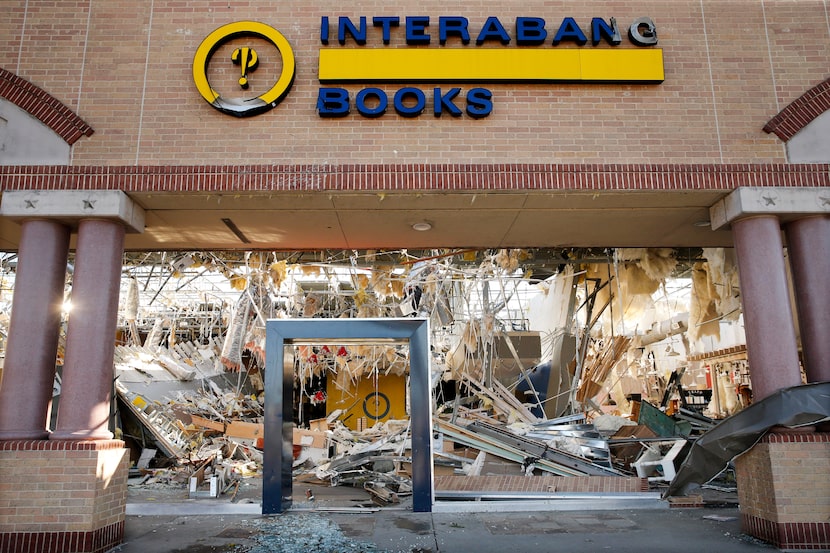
[2,163,827,252]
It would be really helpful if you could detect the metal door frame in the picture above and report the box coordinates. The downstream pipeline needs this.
[263,317,433,513]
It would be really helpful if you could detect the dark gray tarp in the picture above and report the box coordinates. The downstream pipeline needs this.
[664,381,830,498]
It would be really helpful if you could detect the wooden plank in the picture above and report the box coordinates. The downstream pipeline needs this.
[364,482,399,504]
[226,420,264,440]
[188,455,215,498]
[136,448,157,470]
[190,415,225,433]
[577,336,631,403]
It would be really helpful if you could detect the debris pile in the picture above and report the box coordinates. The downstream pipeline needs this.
[298,419,413,505]
[0,248,752,503]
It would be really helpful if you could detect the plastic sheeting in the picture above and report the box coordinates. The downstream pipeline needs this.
[665,381,830,497]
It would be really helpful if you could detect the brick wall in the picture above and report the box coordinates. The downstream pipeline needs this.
[735,431,830,549]
[434,475,648,494]
[1,163,827,195]
[0,440,128,553]
[3,0,828,166]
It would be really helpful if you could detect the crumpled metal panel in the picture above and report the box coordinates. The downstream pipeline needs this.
[664,381,830,498]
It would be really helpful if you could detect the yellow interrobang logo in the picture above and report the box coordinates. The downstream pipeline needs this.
[193,21,295,117]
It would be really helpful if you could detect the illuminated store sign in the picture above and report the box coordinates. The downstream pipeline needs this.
[193,16,662,118]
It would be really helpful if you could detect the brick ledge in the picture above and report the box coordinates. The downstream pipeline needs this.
[0,163,828,193]
[0,439,125,451]
[760,431,830,444]
[0,67,94,145]
[742,513,830,549]
[0,520,123,553]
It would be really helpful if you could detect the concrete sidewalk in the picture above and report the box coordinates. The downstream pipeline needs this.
[110,504,774,553]
[113,478,776,552]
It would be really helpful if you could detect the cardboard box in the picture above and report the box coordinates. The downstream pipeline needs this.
[309,418,330,432]
[293,428,327,449]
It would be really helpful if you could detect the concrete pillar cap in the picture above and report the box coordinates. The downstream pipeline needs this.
[709,187,830,230]
[0,190,144,233]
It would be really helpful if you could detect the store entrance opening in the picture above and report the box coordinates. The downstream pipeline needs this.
[263,318,433,514]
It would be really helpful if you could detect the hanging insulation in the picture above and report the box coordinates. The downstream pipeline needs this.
[619,263,661,296]
[269,260,288,289]
[245,325,267,367]
[221,291,252,371]
[494,249,518,272]
[388,278,405,298]
[168,319,177,349]
[124,277,139,321]
[617,248,677,282]
[303,293,322,317]
[689,262,721,342]
[702,247,741,320]
[370,266,397,299]
[144,318,165,349]
[229,273,248,291]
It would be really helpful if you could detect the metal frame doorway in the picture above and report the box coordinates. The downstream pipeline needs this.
[263,318,434,513]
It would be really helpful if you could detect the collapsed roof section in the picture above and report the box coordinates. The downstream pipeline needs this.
[0,247,752,502]
[0,246,749,420]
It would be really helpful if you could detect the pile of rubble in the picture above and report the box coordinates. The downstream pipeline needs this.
[116,333,709,505]
[107,249,736,504]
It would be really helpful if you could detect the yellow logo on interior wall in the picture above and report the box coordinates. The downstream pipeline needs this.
[326,373,407,430]
[193,21,295,117]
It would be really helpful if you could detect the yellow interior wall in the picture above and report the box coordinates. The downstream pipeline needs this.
[326,373,407,430]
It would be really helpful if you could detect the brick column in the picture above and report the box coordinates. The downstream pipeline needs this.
[51,219,126,441]
[0,440,128,553]
[735,431,830,549]
[0,191,143,553]
[785,215,830,383]
[0,219,69,440]
[710,187,829,549]
[731,215,802,400]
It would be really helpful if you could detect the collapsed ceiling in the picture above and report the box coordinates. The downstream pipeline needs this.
[1,246,743,416]
[0,246,751,504]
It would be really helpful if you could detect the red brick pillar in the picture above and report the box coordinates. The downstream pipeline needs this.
[0,219,70,439]
[785,215,830,383]
[710,188,829,549]
[51,219,126,441]
[0,191,142,552]
[731,215,802,400]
